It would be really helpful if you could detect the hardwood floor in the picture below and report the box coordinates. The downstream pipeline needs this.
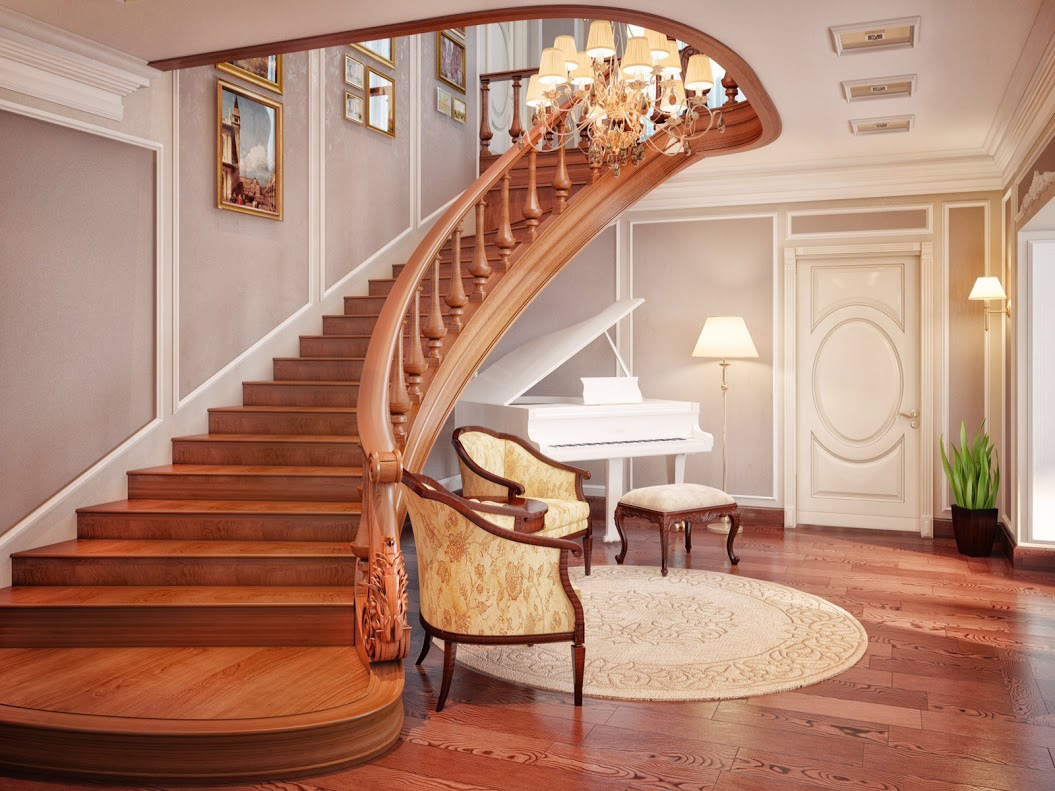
[7,519,1055,790]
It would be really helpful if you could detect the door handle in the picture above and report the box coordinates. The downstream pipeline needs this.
[899,409,920,429]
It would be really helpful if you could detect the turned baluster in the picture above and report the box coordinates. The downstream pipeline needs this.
[389,336,410,442]
[509,75,523,144]
[495,172,516,270]
[722,73,739,104]
[522,147,542,240]
[468,199,492,300]
[404,290,427,402]
[479,77,493,155]
[552,113,572,213]
[422,255,447,363]
[444,224,468,329]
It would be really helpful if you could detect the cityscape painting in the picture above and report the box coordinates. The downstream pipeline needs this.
[216,80,283,220]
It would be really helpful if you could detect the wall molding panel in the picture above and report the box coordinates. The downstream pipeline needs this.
[787,204,933,240]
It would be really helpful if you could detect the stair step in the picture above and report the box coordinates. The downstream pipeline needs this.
[274,357,365,381]
[0,585,360,647]
[127,464,362,501]
[369,274,476,297]
[243,380,359,407]
[322,314,377,335]
[172,434,364,466]
[12,539,363,586]
[300,334,372,357]
[393,260,502,279]
[209,405,358,435]
[77,499,362,541]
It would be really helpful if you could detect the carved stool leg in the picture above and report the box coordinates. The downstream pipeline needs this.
[571,642,585,707]
[660,517,671,577]
[726,511,741,565]
[437,640,457,712]
[685,519,692,552]
[416,634,432,665]
[583,529,593,576]
[614,507,628,565]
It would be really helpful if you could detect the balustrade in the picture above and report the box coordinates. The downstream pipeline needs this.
[445,224,468,329]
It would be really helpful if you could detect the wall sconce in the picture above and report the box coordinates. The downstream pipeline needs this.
[968,276,1011,332]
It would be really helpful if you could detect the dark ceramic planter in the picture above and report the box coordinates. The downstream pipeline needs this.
[951,504,998,557]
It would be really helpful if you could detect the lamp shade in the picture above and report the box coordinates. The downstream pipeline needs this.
[553,34,579,69]
[525,74,548,108]
[658,79,687,115]
[684,54,714,92]
[586,20,616,58]
[692,316,758,359]
[621,36,653,78]
[968,276,1007,301]
[643,28,670,60]
[569,52,595,86]
[658,41,682,78]
[538,47,569,85]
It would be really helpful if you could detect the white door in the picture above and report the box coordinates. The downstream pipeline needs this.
[796,255,921,531]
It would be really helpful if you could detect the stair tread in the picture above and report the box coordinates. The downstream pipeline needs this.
[174,434,361,445]
[78,499,362,515]
[0,585,361,607]
[128,464,363,476]
[14,539,366,558]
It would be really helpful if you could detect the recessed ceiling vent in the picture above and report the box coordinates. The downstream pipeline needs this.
[842,75,917,102]
[830,17,920,55]
[850,115,914,136]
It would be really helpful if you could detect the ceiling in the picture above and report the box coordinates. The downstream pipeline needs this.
[1,0,1050,175]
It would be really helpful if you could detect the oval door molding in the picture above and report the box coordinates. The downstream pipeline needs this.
[812,317,904,446]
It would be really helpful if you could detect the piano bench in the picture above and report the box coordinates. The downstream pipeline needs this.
[613,484,740,576]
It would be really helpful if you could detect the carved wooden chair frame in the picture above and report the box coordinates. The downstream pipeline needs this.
[614,501,741,577]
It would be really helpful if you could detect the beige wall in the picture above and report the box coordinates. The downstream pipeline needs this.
[0,109,157,534]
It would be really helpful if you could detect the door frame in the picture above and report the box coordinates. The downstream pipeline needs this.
[783,241,935,537]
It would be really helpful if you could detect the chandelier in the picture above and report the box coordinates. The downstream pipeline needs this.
[522,21,725,176]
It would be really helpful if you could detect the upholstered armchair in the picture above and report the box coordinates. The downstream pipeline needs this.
[402,470,586,711]
[452,426,594,574]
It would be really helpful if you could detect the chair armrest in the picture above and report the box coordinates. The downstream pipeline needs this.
[452,435,526,498]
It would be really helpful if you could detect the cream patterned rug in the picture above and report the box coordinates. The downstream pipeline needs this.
[452,565,868,701]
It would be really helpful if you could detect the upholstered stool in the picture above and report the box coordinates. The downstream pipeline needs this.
[614,483,741,576]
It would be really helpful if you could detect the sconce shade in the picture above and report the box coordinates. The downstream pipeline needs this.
[658,41,682,77]
[643,28,670,60]
[570,52,595,86]
[538,47,569,85]
[621,36,654,78]
[684,54,715,92]
[692,316,759,358]
[586,20,616,58]
[553,35,579,68]
[525,74,548,107]
[969,276,1007,301]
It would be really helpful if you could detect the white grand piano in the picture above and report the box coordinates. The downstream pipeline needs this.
[455,298,714,543]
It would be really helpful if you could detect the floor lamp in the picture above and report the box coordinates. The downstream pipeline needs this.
[692,316,758,533]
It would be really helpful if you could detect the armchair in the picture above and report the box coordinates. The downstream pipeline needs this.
[452,426,594,574]
[402,470,586,710]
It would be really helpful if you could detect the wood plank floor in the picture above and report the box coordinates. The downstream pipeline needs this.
[6,521,1055,791]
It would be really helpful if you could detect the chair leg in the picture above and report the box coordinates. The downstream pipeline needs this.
[436,640,457,712]
[571,642,585,707]
[615,509,628,565]
[583,529,593,576]
[415,634,432,665]
[684,519,692,552]
[727,512,741,566]
[660,518,670,577]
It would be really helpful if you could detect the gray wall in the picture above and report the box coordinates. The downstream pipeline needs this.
[0,109,157,534]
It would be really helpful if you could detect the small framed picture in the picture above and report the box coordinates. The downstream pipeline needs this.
[366,68,396,137]
[351,39,395,68]
[449,27,467,40]
[344,90,364,124]
[452,96,467,124]
[436,86,452,117]
[344,55,364,90]
[437,31,466,93]
[217,55,283,94]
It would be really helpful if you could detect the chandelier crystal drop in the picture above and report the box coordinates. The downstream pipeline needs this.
[523,21,727,176]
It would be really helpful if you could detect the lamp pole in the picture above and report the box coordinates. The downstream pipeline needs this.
[720,357,730,493]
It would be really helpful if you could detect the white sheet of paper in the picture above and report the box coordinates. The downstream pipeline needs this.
[581,377,644,405]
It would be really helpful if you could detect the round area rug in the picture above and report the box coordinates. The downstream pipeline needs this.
[452,565,868,701]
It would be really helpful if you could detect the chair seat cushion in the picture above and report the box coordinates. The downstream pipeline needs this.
[619,483,735,513]
[534,497,590,537]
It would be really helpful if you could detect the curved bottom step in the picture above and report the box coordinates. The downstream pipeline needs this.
[0,645,403,781]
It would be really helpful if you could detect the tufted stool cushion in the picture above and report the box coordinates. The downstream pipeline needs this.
[619,483,735,512]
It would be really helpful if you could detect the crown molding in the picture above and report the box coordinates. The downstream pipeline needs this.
[0,7,156,120]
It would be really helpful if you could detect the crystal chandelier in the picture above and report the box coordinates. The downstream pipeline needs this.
[523,21,725,176]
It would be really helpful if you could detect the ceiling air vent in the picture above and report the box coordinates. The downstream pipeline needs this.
[830,17,920,55]
[842,75,916,102]
[850,115,914,136]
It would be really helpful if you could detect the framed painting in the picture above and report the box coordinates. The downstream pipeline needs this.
[436,86,452,117]
[344,55,364,90]
[216,80,283,220]
[449,27,467,40]
[366,68,396,137]
[351,38,395,68]
[452,96,467,124]
[344,90,364,124]
[217,55,282,94]
[437,31,466,93]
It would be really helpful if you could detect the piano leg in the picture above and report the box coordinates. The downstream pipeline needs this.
[670,454,688,532]
[604,458,624,543]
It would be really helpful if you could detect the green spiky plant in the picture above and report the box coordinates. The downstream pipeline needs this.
[940,420,1000,510]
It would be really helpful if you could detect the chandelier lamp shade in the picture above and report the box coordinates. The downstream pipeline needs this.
[586,20,617,58]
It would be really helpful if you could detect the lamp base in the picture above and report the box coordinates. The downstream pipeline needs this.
[705,514,732,535]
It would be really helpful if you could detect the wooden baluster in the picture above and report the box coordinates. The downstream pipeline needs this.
[479,77,493,155]
[423,255,447,363]
[404,291,426,402]
[509,75,523,144]
[444,224,468,329]
[522,147,542,240]
[389,336,410,442]
[552,113,572,213]
[495,172,516,271]
[468,199,492,300]
[722,73,739,104]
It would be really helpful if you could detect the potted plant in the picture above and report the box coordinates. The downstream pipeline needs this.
[940,420,1000,557]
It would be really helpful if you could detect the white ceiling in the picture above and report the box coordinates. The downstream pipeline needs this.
[1,0,1050,174]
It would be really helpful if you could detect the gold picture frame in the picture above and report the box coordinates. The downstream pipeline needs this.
[452,96,467,124]
[437,31,466,93]
[216,80,283,220]
[216,55,283,94]
[351,39,395,68]
[344,54,364,90]
[450,27,467,39]
[366,68,396,138]
[344,90,364,125]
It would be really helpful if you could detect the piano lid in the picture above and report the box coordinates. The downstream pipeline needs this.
[461,298,644,406]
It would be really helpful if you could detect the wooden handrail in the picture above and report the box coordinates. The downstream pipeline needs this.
[480,67,538,83]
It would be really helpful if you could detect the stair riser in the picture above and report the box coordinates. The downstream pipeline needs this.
[209,410,359,434]
[300,337,371,356]
[369,275,476,297]
[172,439,364,466]
[243,382,359,407]
[323,315,377,335]
[393,261,499,279]
[12,557,356,586]
[0,606,356,647]
[344,296,460,316]
[127,472,361,501]
[78,513,360,542]
[274,359,364,381]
